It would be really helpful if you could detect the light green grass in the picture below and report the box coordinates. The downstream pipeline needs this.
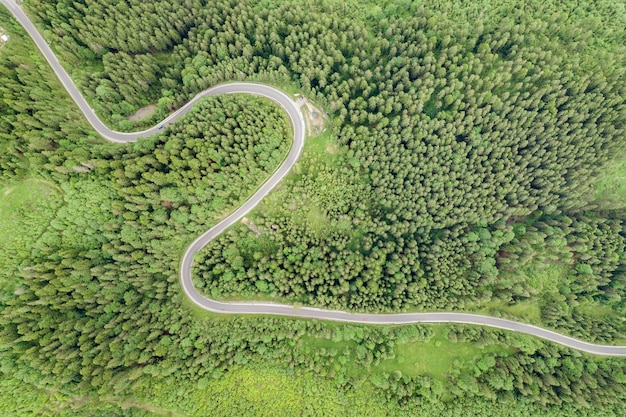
[247,77,302,97]
[376,327,509,380]
[478,300,542,322]
[576,301,618,319]
[522,262,568,294]
[212,128,342,242]
[282,129,341,186]
[502,301,541,321]
[302,128,343,161]
[181,296,512,382]
[302,325,510,381]
[300,332,357,352]
[130,365,389,417]
[0,179,61,289]
[302,204,330,230]
[594,158,626,208]
[474,262,567,322]
[278,130,343,234]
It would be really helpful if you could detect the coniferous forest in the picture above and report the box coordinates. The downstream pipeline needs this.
[1,0,626,415]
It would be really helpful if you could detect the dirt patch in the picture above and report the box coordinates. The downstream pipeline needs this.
[295,96,328,136]
[128,104,157,121]
[241,217,262,236]
[325,144,340,154]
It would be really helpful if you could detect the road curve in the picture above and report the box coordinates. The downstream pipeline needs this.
[5,0,626,356]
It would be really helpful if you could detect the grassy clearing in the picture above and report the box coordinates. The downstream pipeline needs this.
[300,335,354,352]
[576,301,619,319]
[301,324,510,381]
[249,128,342,214]
[375,327,510,380]
[594,158,626,208]
[0,179,61,290]
[501,301,541,321]
[302,128,343,161]
[502,262,570,294]
[271,129,344,233]
[478,300,542,322]
[214,127,341,243]
[522,263,569,294]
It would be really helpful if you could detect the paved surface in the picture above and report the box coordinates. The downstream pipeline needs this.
[5,0,626,356]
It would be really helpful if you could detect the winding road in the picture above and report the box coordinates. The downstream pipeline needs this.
[4,0,626,356]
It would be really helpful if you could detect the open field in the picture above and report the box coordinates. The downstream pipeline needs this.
[594,158,626,208]
[0,179,61,290]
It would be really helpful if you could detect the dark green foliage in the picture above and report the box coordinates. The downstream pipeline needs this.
[29,0,198,54]
[72,0,622,313]
[1,93,290,388]
[0,8,106,183]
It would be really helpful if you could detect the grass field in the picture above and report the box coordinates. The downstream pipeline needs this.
[375,327,510,379]
[0,179,61,292]
[300,324,511,382]
[478,299,542,322]
[594,158,626,208]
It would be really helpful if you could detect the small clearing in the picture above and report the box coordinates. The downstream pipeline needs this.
[241,217,262,236]
[128,104,157,121]
[594,157,626,208]
[295,96,328,136]
[0,179,62,292]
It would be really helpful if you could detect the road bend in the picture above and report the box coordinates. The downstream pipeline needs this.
[4,0,626,356]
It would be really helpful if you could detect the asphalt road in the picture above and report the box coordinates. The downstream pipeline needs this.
[4,0,626,356]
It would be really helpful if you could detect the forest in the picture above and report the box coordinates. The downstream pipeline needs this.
[1,0,626,415]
